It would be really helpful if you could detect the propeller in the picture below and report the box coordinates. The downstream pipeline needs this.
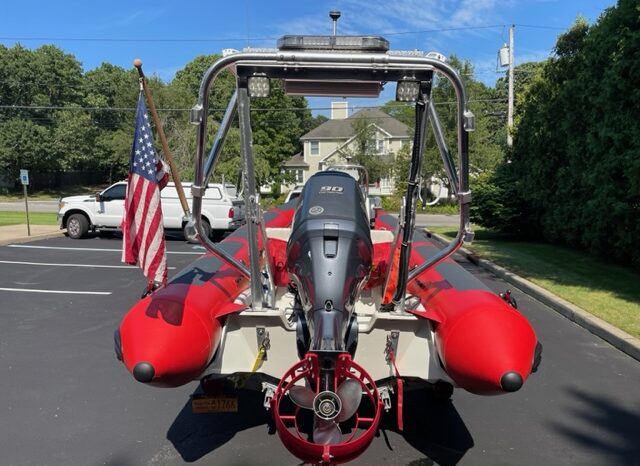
[289,385,315,408]
[288,378,363,444]
[336,379,362,422]
[313,418,343,445]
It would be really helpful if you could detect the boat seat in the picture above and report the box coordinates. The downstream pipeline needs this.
[370,229,394,244]
[266,227,394,244]
[266,227,292,241]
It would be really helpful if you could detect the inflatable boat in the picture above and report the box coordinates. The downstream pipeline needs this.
[116,22,541,465]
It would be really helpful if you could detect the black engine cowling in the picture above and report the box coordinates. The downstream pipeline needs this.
[286,171,373,352]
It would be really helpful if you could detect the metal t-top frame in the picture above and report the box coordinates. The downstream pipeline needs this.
[189,43,474,312]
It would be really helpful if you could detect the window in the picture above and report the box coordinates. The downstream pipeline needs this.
[310,140,319,155]
[287,169,304,183]
[376,139,385,153]
[224,184,238,197]
[289,191,301,202]
[101,184,126,201]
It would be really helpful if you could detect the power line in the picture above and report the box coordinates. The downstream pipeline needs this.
[0,23,568,44]
[517,24,566,31]
[0,36,276,43]
[0,99,507,113]
[0,105,192,112]
[376,25,505,36]
[0,66,505,88]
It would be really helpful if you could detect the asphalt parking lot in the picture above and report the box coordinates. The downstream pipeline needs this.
[1,233,639,466]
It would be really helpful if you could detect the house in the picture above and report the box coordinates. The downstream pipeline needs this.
[282,102,412,195]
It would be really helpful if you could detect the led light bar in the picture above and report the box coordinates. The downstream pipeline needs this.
[248,75,270,98]
[277,35,389,52]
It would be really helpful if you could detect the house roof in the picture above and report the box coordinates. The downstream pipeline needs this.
[300,108,411,140]
[281,152,309,168]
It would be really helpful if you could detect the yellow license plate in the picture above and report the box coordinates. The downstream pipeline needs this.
[191,397,238,414]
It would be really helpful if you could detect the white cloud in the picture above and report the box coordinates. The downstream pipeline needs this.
[338,0,445,32]
[280,0,505,35]
[100,8,168,29]
[116,11,145,26]
[268,1,519,90]
[449,0,500,27]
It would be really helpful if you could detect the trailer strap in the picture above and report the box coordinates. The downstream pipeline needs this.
[251,345,267,373]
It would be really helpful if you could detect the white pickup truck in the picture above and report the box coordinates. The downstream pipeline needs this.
[58,181,245,240]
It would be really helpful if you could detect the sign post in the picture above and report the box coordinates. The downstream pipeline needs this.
[20,169,30,236]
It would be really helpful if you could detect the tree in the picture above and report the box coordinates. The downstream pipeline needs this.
[249,80,313,182]
[172,57,314,184]
[491,2,640,269]
[0,44,83,110]
[50,108,98,171]
[0,44,33,108]
[301,114,329,135]
[495,61,546,124]
[0,118,56,185]
[215,126,271,187]
[427,56,504,176]
[391,141,412,194]
[333,115,393,183]
[31,45,84,107]
[383,55,504,200]
[94,129,132,183]
[83,63,139,130]
[0,45,123,185]
[380,101,414,128]
[172,54,236,122]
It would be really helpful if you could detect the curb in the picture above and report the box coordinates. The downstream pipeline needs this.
[430,231,640,363]
[0,230,64,247]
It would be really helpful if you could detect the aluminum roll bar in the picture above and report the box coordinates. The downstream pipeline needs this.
[189,47,474,311]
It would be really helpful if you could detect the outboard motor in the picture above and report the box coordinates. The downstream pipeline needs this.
[278,172,381,451]
[286,171,373,352]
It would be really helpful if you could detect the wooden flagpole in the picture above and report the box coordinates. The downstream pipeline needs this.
[133,58,191,218]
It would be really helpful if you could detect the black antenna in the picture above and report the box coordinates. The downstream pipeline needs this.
[329,11,341,36]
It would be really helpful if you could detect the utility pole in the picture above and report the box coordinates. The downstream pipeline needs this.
[507,24,515,148]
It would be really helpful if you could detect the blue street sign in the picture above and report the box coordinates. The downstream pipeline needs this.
[20,169,29,185]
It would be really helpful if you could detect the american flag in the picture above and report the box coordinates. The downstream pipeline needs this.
[121,92,169,288]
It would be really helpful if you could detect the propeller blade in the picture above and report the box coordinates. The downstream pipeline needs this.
[313,419,342,445]
[288,385,315,409]
[337,379,362,422]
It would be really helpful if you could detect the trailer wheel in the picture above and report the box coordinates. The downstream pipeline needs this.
[67,214,89,239]
[201,219,212,240]
[183,218,211,243]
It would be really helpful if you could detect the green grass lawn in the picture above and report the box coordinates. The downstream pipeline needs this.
[381,203,459,215]
[419,204,458,215]
[430,227,640,339]
[0,211,58,226]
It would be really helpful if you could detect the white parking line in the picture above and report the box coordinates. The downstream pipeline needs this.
[0,287,112,295]
[7,245,203,255]
[0,260,176,269]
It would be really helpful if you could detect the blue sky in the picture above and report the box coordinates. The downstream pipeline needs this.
[1,0,616,112]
